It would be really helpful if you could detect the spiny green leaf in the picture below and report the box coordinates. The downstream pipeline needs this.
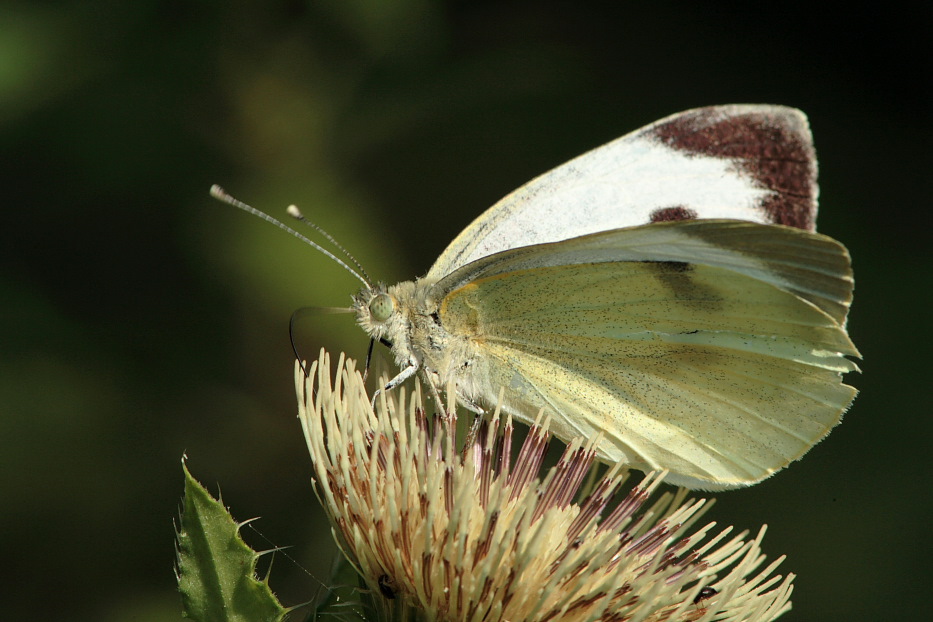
[176,459,288,622]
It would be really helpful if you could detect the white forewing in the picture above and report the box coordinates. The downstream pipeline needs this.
[427,104,817,280]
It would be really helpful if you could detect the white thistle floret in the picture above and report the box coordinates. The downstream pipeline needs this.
[298,350,794,622]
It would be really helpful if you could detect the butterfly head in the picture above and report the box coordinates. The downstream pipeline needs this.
[353,285,400,342]
[353,279,434,372]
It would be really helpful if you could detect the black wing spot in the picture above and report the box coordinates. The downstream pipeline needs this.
[639,260,723,310]
[650,206,699,222]
[641,259,692,273]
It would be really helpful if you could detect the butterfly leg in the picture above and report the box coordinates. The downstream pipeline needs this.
[458,396,485,415]
[449,394,486,458]
[459,414,486,460]
[371,363,418,410]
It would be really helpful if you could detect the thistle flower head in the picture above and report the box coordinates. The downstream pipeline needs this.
[298,351,794,621]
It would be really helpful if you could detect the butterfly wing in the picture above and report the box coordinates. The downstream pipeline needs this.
[434,220,858,490]
[427,105,818,280]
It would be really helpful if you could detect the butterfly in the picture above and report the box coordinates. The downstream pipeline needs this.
[214,104,859,490]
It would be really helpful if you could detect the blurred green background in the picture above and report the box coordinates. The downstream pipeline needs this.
[2,1,929,620]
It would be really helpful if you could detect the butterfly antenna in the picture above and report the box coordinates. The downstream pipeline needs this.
[210,185,372,289]
[286,204,372,286]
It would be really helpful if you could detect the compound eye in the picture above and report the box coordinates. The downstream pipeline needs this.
[369,293,394,322]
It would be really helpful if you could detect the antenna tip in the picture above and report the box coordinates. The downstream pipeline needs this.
[210,184,228,199]
[287,204,304,220]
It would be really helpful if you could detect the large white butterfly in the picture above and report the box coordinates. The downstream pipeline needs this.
[216,104,859,490]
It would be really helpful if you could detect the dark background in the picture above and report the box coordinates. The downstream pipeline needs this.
[2,1,929,620]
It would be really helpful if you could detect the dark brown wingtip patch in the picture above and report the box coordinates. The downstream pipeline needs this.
[650,206,699,222]
[649,106,818,231]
